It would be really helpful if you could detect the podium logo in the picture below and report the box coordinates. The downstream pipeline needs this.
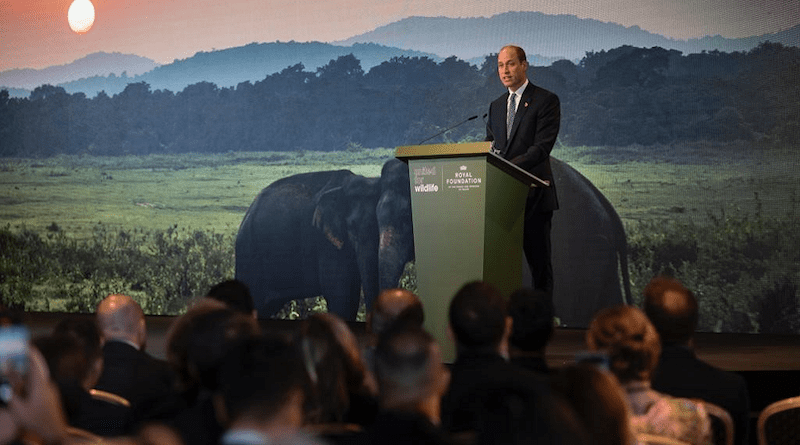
[414,183,439,193]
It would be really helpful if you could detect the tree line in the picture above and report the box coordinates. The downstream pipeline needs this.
[1,42,798,157]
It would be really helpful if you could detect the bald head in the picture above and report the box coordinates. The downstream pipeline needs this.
[368,288,424,336]
[96,294,146,347]
[643,276,698,346]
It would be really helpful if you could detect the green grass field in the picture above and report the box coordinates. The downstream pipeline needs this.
[1,142,798,331]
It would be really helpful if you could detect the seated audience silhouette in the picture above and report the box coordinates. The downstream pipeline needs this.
[644,275,750,445]
[215,336,322,445]
[550,363,634,445]
[368,324,453,445]
[508,287,555,374]
[206,279,257,318]
[587,305,712,445]
[300,312,378,429]
[440,281,552,440]
[35,317,133,436]
[94,294,182,427]
[165,301,261,445]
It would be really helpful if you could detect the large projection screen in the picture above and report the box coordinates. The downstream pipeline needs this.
[1,0,798,334]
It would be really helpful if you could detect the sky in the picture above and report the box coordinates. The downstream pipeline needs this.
[1,0,799,71]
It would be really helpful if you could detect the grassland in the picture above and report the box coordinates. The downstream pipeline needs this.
[1,142,798,331]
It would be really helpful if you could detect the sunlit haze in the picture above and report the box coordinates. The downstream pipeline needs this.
[1,0,798,71]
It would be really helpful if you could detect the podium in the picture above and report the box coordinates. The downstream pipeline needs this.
[395,141,547,361]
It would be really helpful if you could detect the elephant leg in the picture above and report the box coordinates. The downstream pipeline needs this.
[317,244,362,321]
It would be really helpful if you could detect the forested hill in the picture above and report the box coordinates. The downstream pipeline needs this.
[1,42,798,157]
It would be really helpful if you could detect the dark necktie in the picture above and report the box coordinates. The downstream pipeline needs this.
[507,93,517,140]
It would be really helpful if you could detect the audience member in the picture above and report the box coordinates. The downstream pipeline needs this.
[367,288,424,338]
[95,294,182,426]
[215,336,322,445]
[300,313,378,428]
[508,287,554,374]
[363,288,424,380]
[165,302,260,445]
[440,281,551,439]
[644,275,750,445]
[550,363,635,445]
[206,279,257,318]
[587,305,712,445]
[367,324,453,445]
[35,318,133,436]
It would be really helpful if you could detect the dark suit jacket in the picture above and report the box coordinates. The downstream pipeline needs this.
[651,344,750,445]
[440,351,550,434]
[94,340,182,425]
[486,82,560,213]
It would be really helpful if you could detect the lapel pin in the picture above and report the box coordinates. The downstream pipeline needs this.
[524,102,529,107]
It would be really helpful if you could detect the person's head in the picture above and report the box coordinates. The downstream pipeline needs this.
[166,303,261,392]
[373,324,449,421]
[643,275,698,346]
[508,288,554,355]
[35,325,102,392]
[215,336,308,438]
[367,288,424,337]
[586,305,661,384]
[96,294,146,349]
[550,364,634,445]
[300,312,375,424]
[206,279,256,318]
[52,317,104,390]
[498,45,529,91]
[448,281,512,355]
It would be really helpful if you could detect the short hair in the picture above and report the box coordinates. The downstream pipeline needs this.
[500,45,528,63]
[166,305,260,391]
[508,288,554,352]
[206,279,255,315]
[369,288,424,336]
[449,281,508,350]
[217,336,307,423]
[642,275,698,345]
[374,325,438,397]
[586,305,661,384]
[53,317,103,362]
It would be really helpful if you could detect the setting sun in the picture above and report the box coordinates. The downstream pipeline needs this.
[68,0,95,34]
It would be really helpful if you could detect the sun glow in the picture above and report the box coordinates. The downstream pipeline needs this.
[68,0,95,34]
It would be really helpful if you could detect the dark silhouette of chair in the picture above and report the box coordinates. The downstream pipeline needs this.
[757,396,800,445]
[702,401,734,445]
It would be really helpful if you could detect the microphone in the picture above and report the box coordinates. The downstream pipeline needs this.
[416,114,479,145]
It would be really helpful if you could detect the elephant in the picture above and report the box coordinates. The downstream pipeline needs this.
[237,156,629,327]
[235,159,413,320]
[549,157,631,327]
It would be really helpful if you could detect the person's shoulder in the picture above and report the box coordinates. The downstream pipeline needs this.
[527,84,559,101]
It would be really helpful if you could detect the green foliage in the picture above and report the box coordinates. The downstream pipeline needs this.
[626,199,800,333]
[0,223,234,315]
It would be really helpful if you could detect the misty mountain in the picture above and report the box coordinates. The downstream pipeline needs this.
[0,52,158,91]
[11,42,440,98]
[338,11,800,62]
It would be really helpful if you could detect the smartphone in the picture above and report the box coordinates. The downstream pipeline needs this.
[0,325,30,406]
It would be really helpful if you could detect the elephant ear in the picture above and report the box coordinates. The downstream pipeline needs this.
[313,185,348,250]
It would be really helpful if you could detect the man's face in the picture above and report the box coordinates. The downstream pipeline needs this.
[497,47,528,92]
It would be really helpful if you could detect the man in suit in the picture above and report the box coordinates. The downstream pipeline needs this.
[94,294,181,427]
[486,44,560,293]
[644,276,751,445]
[440,281,554,440]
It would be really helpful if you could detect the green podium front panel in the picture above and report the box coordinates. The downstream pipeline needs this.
[406,155,528,362]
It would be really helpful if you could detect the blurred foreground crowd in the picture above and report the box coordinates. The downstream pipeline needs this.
[0,276,749,445]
